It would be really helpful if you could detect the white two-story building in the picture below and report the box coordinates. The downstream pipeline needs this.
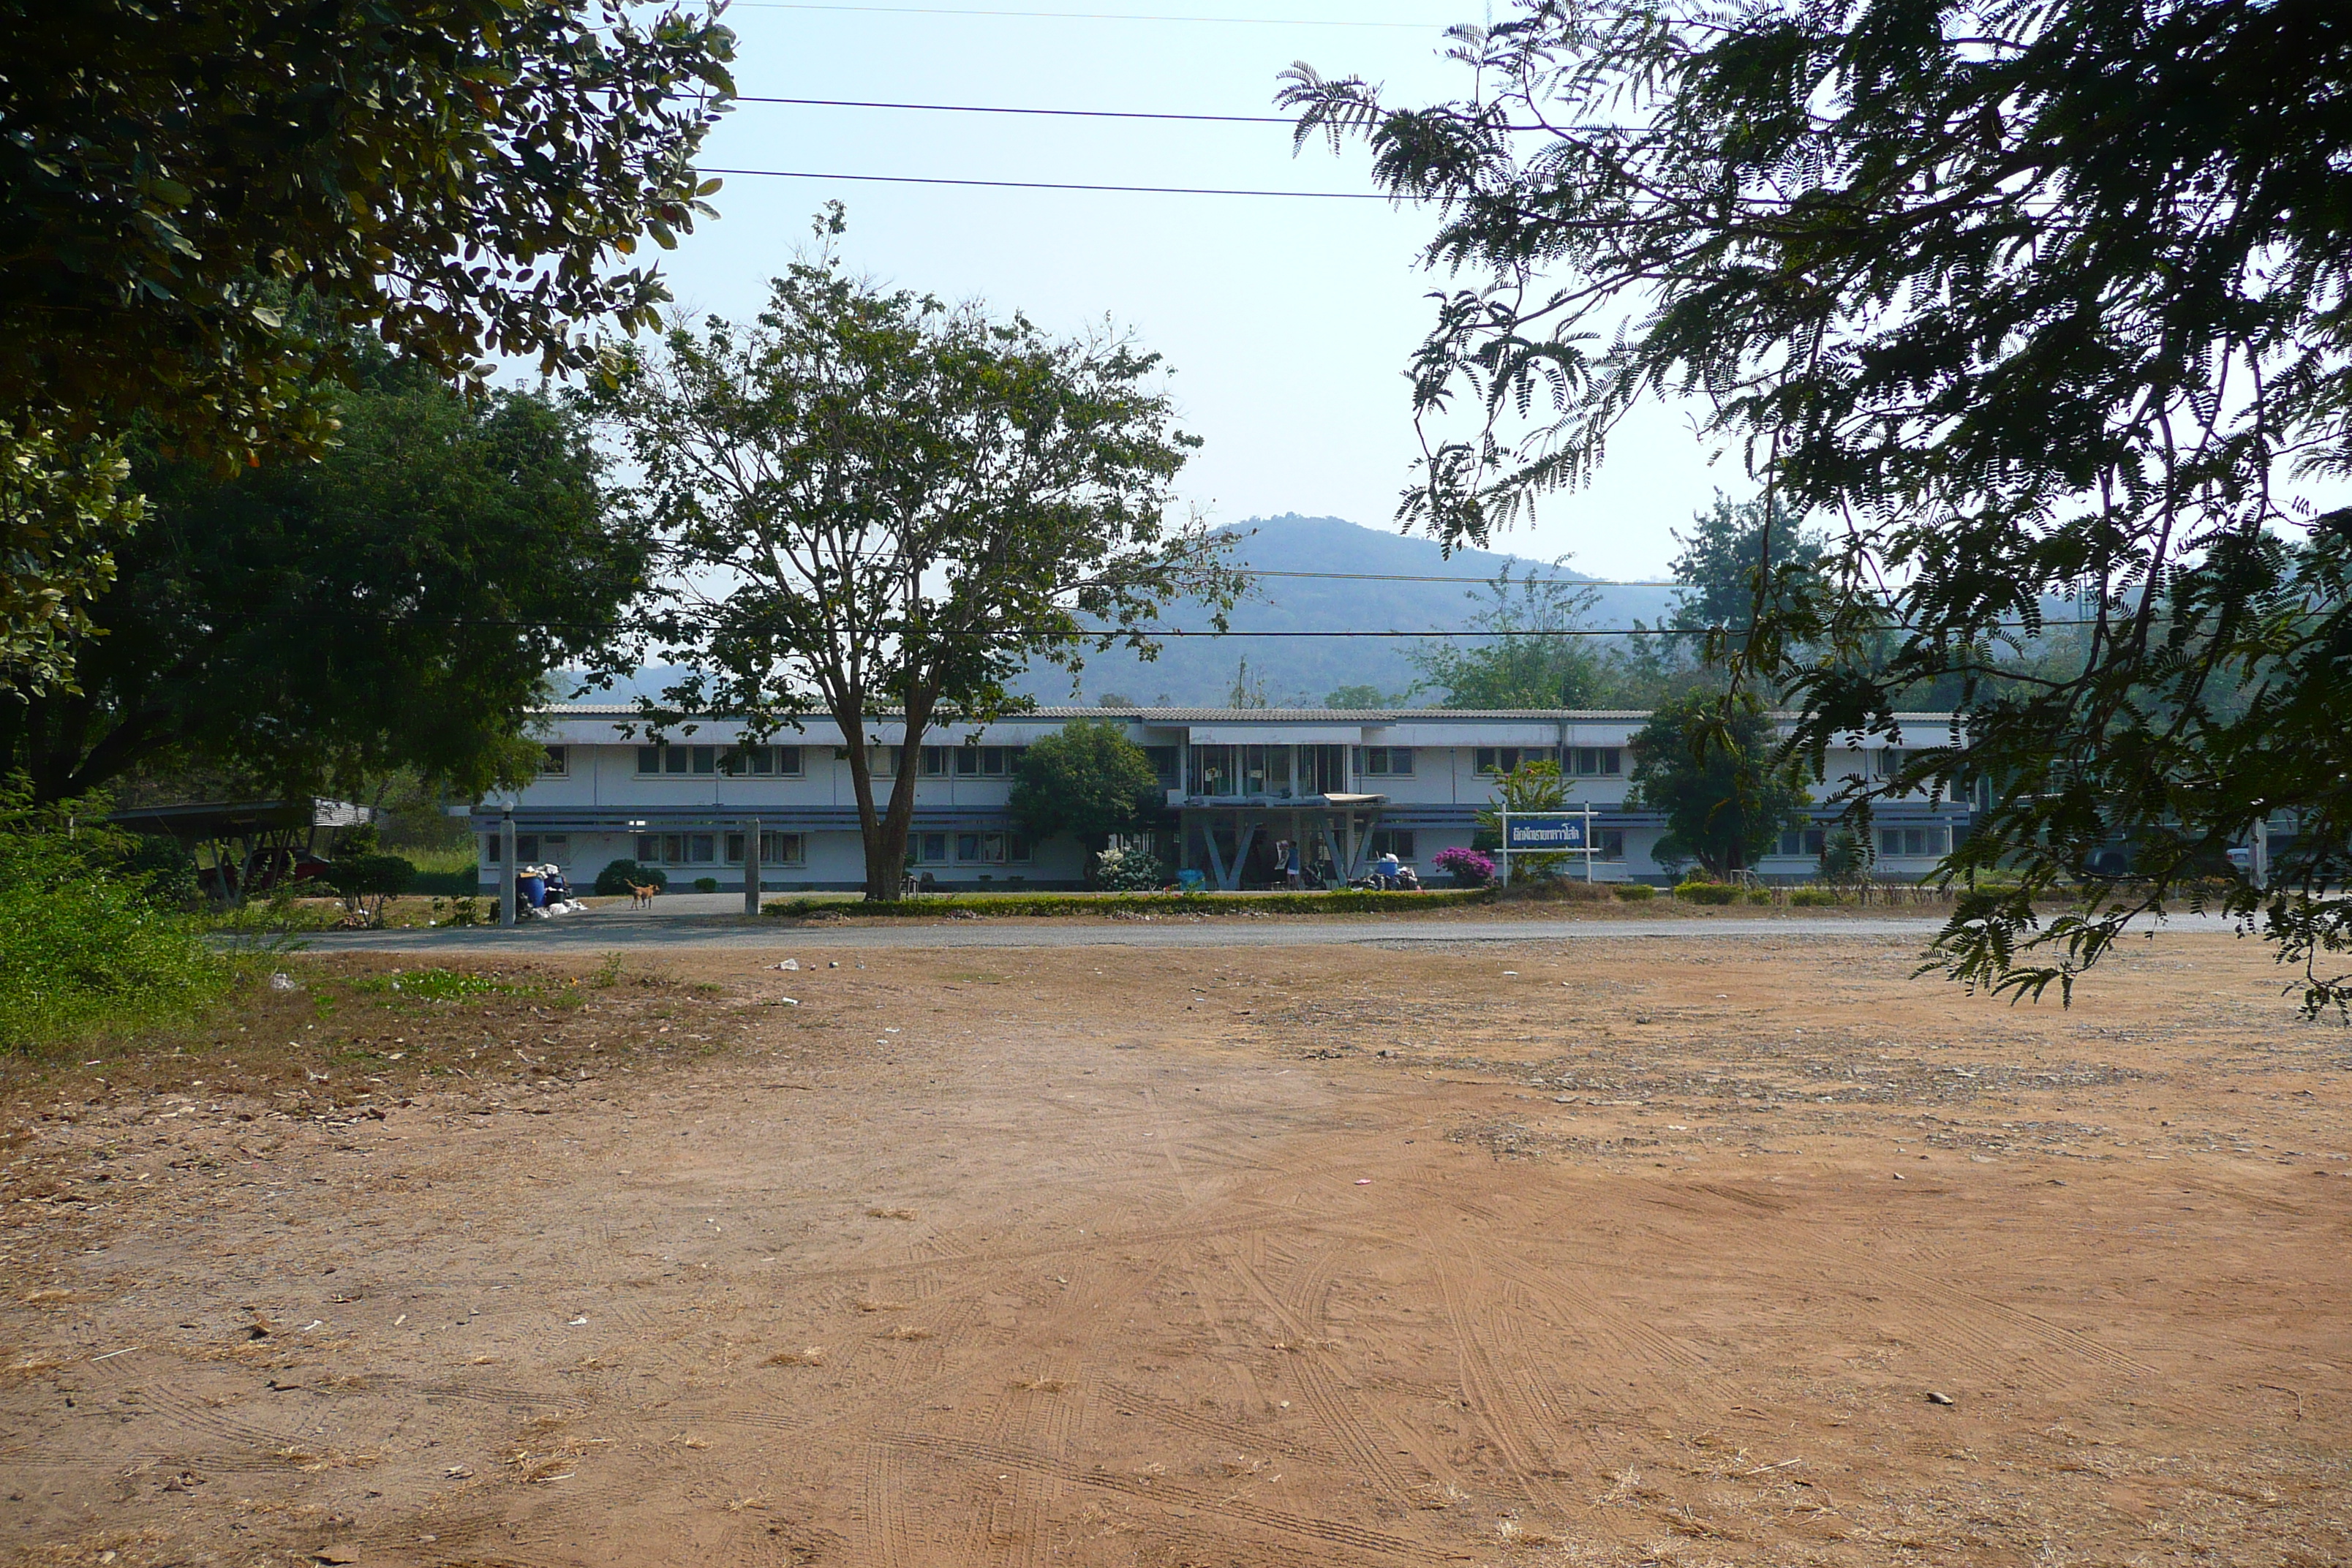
[473,706,1973,893]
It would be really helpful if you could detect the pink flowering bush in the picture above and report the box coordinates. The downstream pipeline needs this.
[1431,846,1496,887]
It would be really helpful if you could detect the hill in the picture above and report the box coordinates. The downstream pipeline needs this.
[1014,513,1682,706]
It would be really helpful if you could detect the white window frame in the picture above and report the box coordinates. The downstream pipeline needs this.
[538,745,569,776]
[1357,746,1415,777]
[724,830,806,866]
[1567,746,1621,777]
[636,744,717,777]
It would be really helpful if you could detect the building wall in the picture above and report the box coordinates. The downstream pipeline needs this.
[474,709,1971,890]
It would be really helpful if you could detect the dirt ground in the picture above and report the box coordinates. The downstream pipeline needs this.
[2,931,2348,1568]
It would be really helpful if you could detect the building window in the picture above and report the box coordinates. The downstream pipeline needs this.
[1368,828,1417,861]
[1777,827,1829,857]
[1143,746,1180,787]
[1877,825,1948,858]
[723,745,804,777]
[1357,746,1414,777]
[636,744,716,776]
[1475,746,1544,776]
[1567,746,1621,777]
[499,834,570,864]
[632,832,716,864]
[913,832,950,864]
[538,745,568,776]
[920,745,950,777]
[1873,748,1916,781]
[1596,829,1626,862]
[724,831,805,866]
[950,745,1023,777]
[1188,744,1237,797]
[955,831,1030,864]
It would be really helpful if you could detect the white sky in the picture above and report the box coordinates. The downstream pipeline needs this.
[647,0,1747,580]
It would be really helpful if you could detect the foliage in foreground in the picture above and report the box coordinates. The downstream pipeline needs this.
[0,0,733,688]
[0,790,235,1052]
[1286,0,2352,1011]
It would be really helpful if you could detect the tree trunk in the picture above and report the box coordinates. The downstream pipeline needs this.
[837,689,939,901]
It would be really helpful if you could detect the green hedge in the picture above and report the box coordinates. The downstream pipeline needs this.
[764,889,1496,919]
[1612,883,1657,901]
[1674,881,1743,905]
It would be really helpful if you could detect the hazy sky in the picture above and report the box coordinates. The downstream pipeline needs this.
[648,0,1747,581]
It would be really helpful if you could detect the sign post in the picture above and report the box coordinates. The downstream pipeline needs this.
[1499,810,1599,887]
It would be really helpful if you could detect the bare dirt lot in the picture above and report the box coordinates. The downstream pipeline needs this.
[4,932,2348,1567]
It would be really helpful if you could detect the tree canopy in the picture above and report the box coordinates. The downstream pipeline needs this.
[1413,570,1605,708]
[1284,0,2352,1011]
[1009,719,1163,853]
[0,0,732,686]
[596,216,1241,900]
[1627,693,1809,878]
[0,347,650,803]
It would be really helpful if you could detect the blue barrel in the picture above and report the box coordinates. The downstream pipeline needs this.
[518,873,547,908]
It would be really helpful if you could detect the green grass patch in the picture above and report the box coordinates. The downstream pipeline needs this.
[764,889,1496,919]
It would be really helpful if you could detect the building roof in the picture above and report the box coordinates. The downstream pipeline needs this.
[534,704,1964,725]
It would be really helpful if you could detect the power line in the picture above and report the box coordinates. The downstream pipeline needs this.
[701,166,1400,199]
[737,94,1291,124]
[723,2,1437,26]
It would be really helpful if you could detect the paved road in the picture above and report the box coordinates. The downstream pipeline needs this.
[292,909,2242,953]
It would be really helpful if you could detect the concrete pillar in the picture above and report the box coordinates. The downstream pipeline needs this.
[743,816,763,916]
[499,804,516,927]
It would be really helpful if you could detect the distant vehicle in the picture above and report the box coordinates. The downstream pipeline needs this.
[2225,846,2253,874]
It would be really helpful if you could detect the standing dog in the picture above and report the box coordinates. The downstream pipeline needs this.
[628,880,660,909]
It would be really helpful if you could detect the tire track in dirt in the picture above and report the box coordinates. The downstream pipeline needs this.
[875,1428,1430,1561]
[1227,1240,1427,1504]
[1412,1218,1579,1510]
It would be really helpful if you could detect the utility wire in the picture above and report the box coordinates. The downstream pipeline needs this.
[734,95,1648,134]
[701,166,1401,199]
[737,94,1292,123]
[723,2,1439,26]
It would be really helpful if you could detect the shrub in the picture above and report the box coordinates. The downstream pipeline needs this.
[0,789,235,1052]
[693,875,719,893]
[594,859,667,897]
[1431,846,1496,887]
[1676,880,1742,905]
[1093,845,1168,891]
[323,851,417,926]
[1613,882,1656,901]
[1790,886,1840,907]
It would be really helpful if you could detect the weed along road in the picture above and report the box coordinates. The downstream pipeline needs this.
[295,905,2240,953]
[4,927,2345,1566]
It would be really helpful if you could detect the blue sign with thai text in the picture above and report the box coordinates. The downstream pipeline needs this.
[1504,814,1590,851]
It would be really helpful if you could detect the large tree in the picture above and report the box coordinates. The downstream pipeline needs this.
[1627,692,1810,878]
[597,218,1242,900]
[0,347,649,803]
[0,0,733,685]
[1284,0,2352,1011]
[1009,719,1163,856]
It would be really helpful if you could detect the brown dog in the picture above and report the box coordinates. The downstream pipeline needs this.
[628,880,660,909]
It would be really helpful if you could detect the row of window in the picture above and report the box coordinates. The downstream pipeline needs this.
[550,742,1640,783]
[1471,746,1624,777]
[630,744,807,778]
[1773,825,1951,858]
[541,741,1930,788]
[630,832,809,867]
[910,832,1030,865]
